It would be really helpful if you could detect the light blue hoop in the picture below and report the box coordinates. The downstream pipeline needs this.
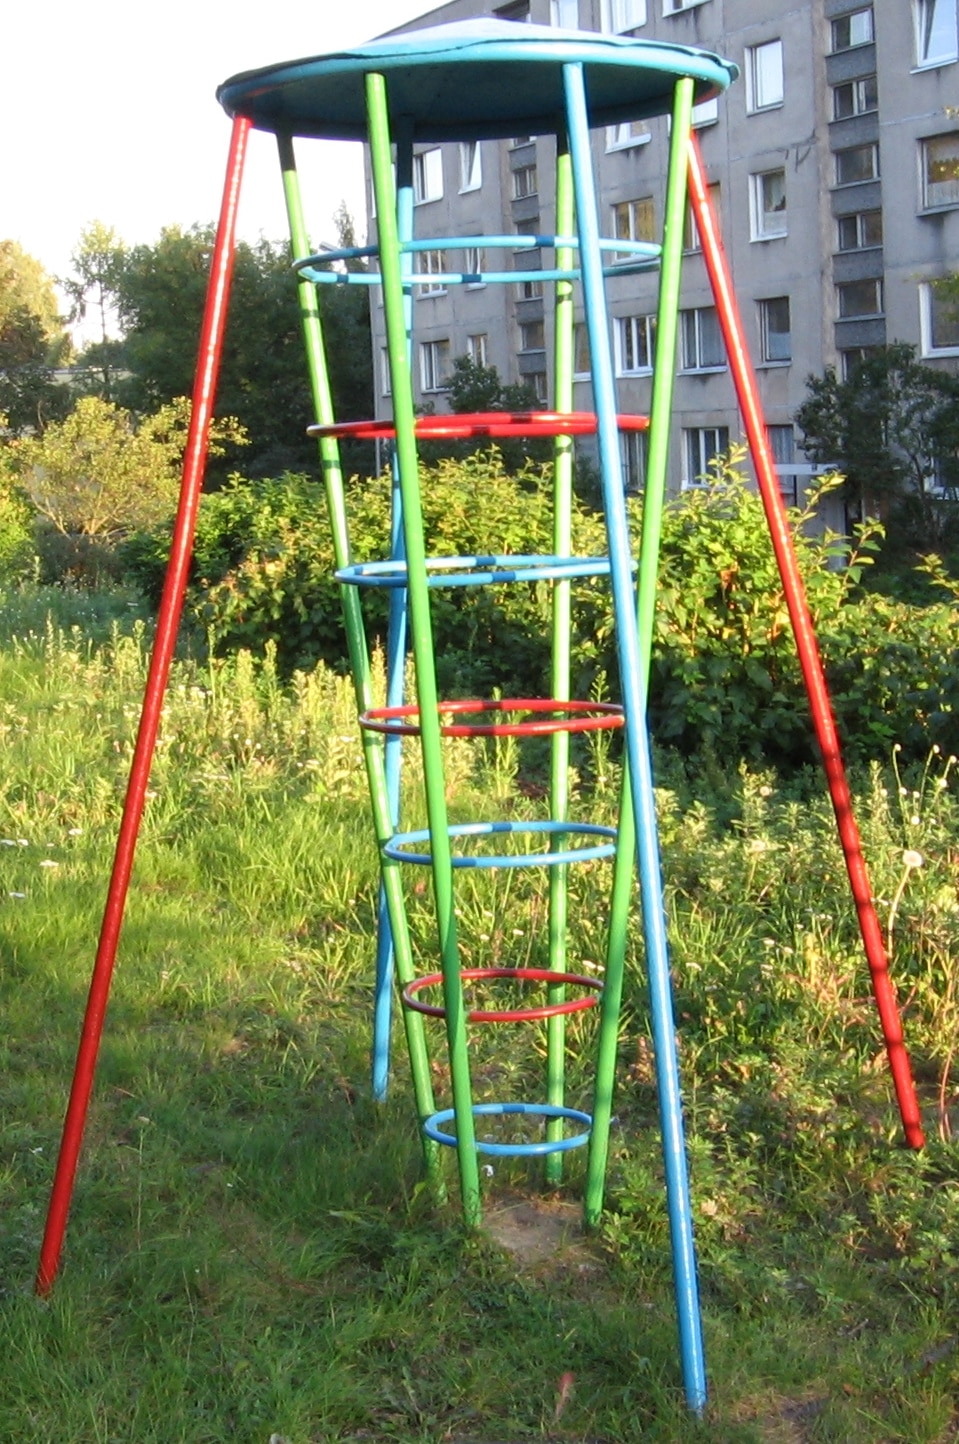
[384,819,617,869]
[423,1101,592,1156]
[335,553,615,589]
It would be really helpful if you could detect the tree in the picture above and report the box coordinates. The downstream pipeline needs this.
[96,218,372,478]
[443,354,547,470]
[62,222,127,401]
[3,395,245,541]
[0,240,70,434]
[795,343,959,540]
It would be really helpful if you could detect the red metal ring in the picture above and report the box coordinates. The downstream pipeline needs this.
[360,697,625,738]
[308,410,648,441]
[402,966,603,1022]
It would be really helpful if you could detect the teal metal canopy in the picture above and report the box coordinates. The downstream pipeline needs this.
[216,17,737,143]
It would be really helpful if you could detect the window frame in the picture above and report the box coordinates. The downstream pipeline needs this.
[463,246,487,288]
[620,428,648,494]
[834,142,879,186]
[615,313,657,375]
[519,319,546,353]
[412,148,444,205]
[612,196,656,259]
[550,0,579,24]
[458,141,482,193]
[683,181,720,251]
[832,74,878,119]
[467,332,489,368]
[573,323,591,379]
[913,0,959,68]
[512,164,538,200]
[680,306,725,371]
[420,338,452,392]
[836,277,884,318]
[745,39,785,113]
[605,120,652,151]
[920,132,959,209]
[759,296,792,364]
[836,209,883,251]
[414,249,448,296]
[663,0,709,12]
[600,0,647,33]
[749,169,788,240]
[830,7,874,51]
[919,281,959,355]
[682,425,730,486]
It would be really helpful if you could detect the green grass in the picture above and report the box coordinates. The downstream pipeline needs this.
[0,585,958,1442]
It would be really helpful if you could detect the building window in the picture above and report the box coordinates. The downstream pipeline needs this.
[919,281,959,354]
[692,97,719,127]
[835,143,879,185]
[420,339,451,391]
[495,0,531,19]
[840,345,881,379]
[573,323,591,377]
[921,133,959,208]
[601,0,647,32]
[683,426,730,485]
[831,7,874,50]
[683,182,721,250]
[663,0,708,11]
[621,429,648,493]
[512,164,538,200]
[415,249,447,295]
[616,313,656,374]
[832,74,878,118]
[837,278,883,317]
[520,319,546,352]
[606,120,652,150]
[745,40,784,112]
[380,348,392,398]
[749,169,787,239]
[459,141,482,193]
[680,307,725,370]
[463,247,486,286]
[837,209,883,250]
[467,333,489,367]
[509,135,533,149]
[514,218,543,299]
[612,197,656,258]
[767,425,798,505]
[550,0,579,23]
[760,297,791,362]
[527,371,549,403]
[914,0,959,66]
[413,149,443,204]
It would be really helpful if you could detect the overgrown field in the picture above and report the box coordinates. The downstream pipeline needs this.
[1,588,958,1443]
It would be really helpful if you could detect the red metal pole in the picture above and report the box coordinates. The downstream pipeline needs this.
[36,115,253,1296]
[686,134,924,1150]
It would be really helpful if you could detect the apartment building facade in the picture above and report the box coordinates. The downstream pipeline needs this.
[366,0,959,496]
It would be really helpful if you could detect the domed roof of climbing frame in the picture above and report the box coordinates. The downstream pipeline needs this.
[217,17,737,143]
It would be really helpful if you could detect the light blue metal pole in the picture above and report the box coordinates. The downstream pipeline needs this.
[371,128,415,1101]
[562,61,707,1414]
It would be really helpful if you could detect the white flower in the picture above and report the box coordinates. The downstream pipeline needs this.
[39,859,59,869]
[902,849,924,869]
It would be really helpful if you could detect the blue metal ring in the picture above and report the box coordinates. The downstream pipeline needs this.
[335,553,615,589]
[423,1101,592,1156]
[383,819,617,869]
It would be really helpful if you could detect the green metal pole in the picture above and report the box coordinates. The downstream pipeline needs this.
[366,75,481,1227]
[545,137,576,1182]
[277,132,442,1192]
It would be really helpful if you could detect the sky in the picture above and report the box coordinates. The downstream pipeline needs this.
[4,0,434,305]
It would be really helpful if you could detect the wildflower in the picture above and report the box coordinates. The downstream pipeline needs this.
[38,859,59,869]
[67,827,82,836]
[910,815,920,826]
[902,849,923,869]
[8,892,25,899]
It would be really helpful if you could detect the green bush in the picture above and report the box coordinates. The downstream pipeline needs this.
[122,450,959,764]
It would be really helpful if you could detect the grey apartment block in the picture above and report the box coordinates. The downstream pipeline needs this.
[365,0,959,497]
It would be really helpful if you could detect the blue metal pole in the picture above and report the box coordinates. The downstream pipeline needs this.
[371,132,415,1101]
[562,62,707,1414]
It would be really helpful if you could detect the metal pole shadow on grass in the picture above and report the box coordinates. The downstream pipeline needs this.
[35,115,252,1296]
[686,133,925,1151]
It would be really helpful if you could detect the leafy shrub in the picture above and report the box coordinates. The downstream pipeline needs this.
[123,449,959,764]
